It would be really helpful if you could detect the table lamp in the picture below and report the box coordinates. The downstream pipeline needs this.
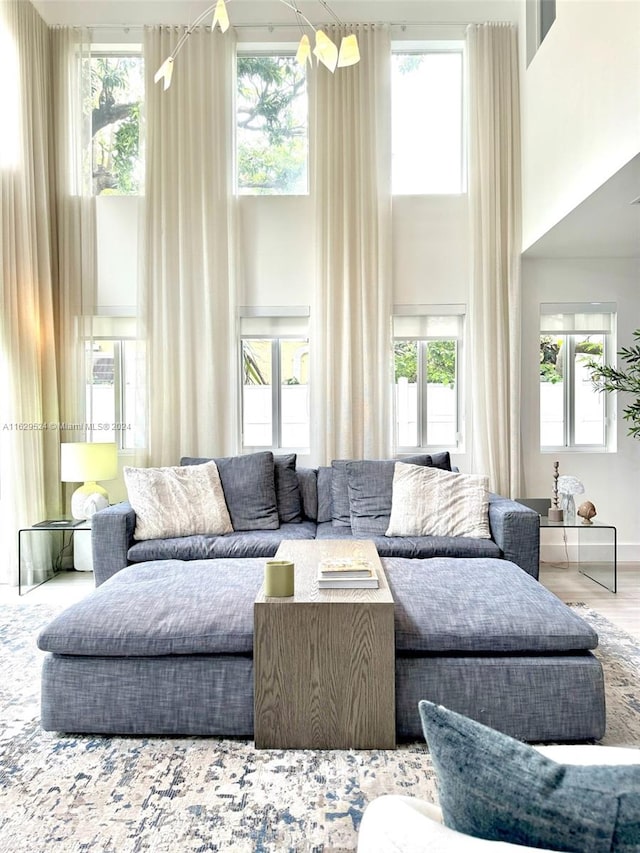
[61,442,118,519]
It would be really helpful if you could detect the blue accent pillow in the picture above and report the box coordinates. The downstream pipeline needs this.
[419,700,640,852]
[273,454,302,523]
[181,452,279,531]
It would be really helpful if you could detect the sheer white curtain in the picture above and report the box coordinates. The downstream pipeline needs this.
[467,23,522,497]
[143,26,238,466]
[310,24,392,463]
[0,0,60,585]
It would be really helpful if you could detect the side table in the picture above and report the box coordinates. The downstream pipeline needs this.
[540,518,617,593]
[18,521,91,595]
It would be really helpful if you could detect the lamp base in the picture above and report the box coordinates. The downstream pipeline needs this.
[71,482,109,520]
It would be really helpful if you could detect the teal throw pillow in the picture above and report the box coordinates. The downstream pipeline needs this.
[418,700,640,853]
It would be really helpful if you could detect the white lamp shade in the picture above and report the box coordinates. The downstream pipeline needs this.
[60,442,118,483]
[337,34,360,67]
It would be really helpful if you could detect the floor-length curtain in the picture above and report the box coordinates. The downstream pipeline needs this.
[311,24,392,463]
[0,0,60,585]
[143,26,238,466]
[467,23,522,497]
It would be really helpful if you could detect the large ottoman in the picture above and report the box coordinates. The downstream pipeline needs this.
[37,557,605,742]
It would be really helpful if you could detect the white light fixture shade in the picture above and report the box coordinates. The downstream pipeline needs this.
[154,56,174,90]
[314,30,339,73]
[296,33,312,68]
[212,0,230,33]
[337,34,360,67]
[61,442,118,520]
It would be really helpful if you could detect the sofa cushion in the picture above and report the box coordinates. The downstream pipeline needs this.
[419,700,640,852]
[37,560,263,656]
[181,451,279,531]
[387,464,491,539]
[317,466,333,523]
[330,460,352,526]
[384,557,598,653]
[273,454,303,522]
[127,521,317,562]
[296,468,317,521]
[124,462,233,540]
[346,455,433,536]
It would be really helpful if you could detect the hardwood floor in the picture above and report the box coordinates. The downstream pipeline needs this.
[3,561,639,641]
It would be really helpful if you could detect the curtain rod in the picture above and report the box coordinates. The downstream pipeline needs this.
[71,21,473,32]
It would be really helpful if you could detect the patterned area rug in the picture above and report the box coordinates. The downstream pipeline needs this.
[1,601,639,853]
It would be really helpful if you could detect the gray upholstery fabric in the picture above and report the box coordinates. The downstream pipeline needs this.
[41,653,254,736]
[427,451,452,470]
[296,467,317,521]
[181,452,279,530]
[346,455,433,536]
[330,460,352,526]
[419,701,639,851]
[383,557,597,653]
[38,560,262,656]
[127,521,317,562]
[92,501,136,586]
[316,466,332,523]
[396,654,606,742]
[488,494,540,579]
[273,454,302,522]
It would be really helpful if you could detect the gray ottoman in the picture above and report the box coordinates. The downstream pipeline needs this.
[37,557,605,742]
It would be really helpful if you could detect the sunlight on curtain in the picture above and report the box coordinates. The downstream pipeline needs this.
[0,0,60,586]
[467,23,522,497]
[143,26,238,465]
[310,24,392,463]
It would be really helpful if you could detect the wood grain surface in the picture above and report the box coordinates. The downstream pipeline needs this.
[254,540,395,749]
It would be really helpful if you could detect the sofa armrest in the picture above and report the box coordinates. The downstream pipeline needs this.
[488,495,540,579]
[91,501,136,586]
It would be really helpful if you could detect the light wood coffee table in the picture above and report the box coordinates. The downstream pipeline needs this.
[254,539,395,750]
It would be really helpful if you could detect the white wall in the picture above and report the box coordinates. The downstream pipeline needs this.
[522,0,640,251]
[521,256,640,559]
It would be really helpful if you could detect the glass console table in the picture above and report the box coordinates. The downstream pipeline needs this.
[18,521,90,595]
[540,518,617,593]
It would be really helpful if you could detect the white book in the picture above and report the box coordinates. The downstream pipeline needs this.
[318,558,374,579]
[317,575,379,589]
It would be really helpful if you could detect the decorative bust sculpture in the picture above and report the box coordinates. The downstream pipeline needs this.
[577,500,597,525]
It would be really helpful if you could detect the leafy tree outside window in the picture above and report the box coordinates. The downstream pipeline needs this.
[90,54,144,195]
[236,55,308,195]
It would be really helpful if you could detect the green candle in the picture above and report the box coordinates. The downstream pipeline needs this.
[264,560,295,597]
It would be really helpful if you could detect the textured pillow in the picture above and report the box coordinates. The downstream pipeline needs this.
[180,452,279,530]
[419,700,640,852]
[124,462,233,541]
[346,455,434,536]
[386,463,490,539]
[330,460,352,526]
[273,454,303,523]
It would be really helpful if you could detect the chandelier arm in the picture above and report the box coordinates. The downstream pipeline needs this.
[171,5,219,59]
[276,1,318,33]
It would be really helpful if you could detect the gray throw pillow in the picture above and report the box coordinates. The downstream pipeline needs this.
[273,454,302,523]
[419,700,640,852]
[428,451,452,471]
[330,460,352,526]
[345,455,433,536]
[181,452,279,531]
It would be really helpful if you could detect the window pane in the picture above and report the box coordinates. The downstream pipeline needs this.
[86,341,115,442]
[91,56,144,195]
[394,341,418,447]
[392,52,463,194]
[574,335,604,445]
[237,56,308,195]
[540,335,564,447]
[122,340,141,450]
[242,340,272,446]
[425,340,457,446]
[280,339,309,448]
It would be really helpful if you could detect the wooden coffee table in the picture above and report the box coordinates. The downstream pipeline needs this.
[254,539,395,749]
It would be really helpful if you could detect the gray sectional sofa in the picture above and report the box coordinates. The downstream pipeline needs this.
[92,451,541,584]
[37,451,606,743]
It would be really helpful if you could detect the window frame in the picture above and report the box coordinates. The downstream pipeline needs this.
[539,304,616,453]
[392,307,465,453]
[390,41,467,197]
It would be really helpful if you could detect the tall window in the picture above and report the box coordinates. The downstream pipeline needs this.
[240,311,309,450]
[84,318,140,450]
[236,54,308,195]
[393,309,464,451]
[540,304,615,450]
[89,51,144,195]
[391,47,465,195]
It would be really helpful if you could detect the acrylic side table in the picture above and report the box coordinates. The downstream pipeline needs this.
[540,518,617,593]
[18,521,91,595]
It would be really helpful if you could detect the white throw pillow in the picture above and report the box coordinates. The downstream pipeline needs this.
[386,462,491,539]
[124,461,233,540]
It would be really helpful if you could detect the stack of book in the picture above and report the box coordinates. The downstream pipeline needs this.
[317,558,379,589]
